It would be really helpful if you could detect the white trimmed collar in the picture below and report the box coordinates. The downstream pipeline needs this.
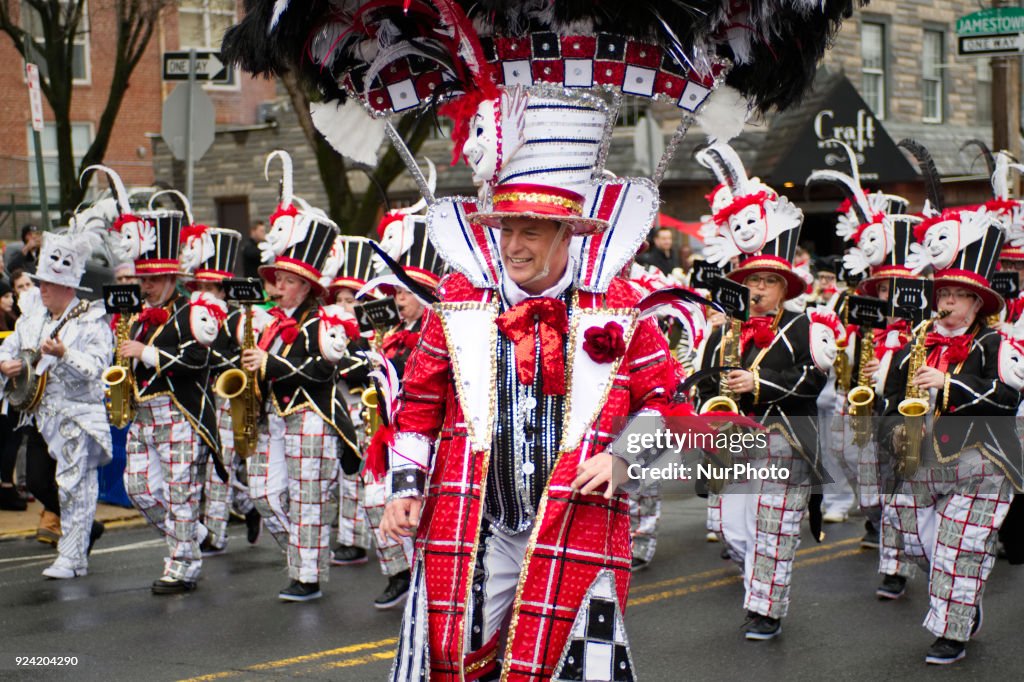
[500,257,575,306]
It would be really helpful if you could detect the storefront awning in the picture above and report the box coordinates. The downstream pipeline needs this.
[755,70,919,187]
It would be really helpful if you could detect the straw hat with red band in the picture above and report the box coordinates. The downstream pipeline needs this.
[464,90,611,236]
[727,254,808,301]
[929,216,1006,316]
[258,215,340,299]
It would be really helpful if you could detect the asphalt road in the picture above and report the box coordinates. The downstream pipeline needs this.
[1,489,1020,681]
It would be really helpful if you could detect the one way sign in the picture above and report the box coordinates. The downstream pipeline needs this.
[162,50,231,83]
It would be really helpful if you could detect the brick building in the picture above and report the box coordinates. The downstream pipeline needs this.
[0,1,275,237]
[145,2,1019,254]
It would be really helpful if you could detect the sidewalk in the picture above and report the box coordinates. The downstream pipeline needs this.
[0,500,145,541]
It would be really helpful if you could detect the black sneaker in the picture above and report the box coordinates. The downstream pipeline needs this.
[200,538,226,556]
[860,520,880,549]
[374,571,411,609]
[331,545,368,566]
[151,577,197,595]
[245,509,262,545]
[0,484,27,511]
[279,580,322,602]
[925,637,966,665]
[630,557,650,573]
[744,614,782,641]
[971,604,982,637]
[876,574,907,600]
[87,521,104,556]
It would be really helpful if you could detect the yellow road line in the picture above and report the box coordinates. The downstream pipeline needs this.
[178,541,865,680]
[322,650,396,669]
[630,536,862,595]
[177,638,397,681]
[630,547,862,606]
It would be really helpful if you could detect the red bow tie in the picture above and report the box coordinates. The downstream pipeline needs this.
[924,332,971,372]
[873,321,910,359]
[739,316,775,354]
[383,329,420,356]
[258,307,299,350]
[495,298,569,395]
[137,307,169,335]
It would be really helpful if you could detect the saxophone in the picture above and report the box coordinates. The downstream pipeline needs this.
[847,331,876,446]
[892,310,950,477]
[700,318,742,416]
[103,313,137,429]
[699,317,743,493]
[214,306,261,458]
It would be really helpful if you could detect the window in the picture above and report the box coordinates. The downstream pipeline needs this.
[26,123,92,204]
[923,30,944,123]
[21,1,90,84]
[976,60,992,125]
[178,0,237,86]
[861,22,885,119]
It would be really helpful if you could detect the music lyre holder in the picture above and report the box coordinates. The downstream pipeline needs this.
[102,284,143,315]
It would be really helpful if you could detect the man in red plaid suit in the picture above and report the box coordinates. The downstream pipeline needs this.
[382,89,676,681]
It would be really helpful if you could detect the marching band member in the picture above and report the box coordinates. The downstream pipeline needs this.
[362,216,446,609]
[327,237,375,569]
[179,225,263,553]
[0,224,112,578]
[109,199,225,594]
[240,212,359,602]
[376,85,673,680]
[879,208,1021,664]
[696,142,828,641]
[806,154,911,537]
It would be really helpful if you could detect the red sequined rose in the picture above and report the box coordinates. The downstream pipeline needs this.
[582,322,626,364]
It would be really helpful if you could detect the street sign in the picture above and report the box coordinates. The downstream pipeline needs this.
[957,7,1024,37]
[161,82,215,162]
[25,63,44,132]
[958,32,1024,57]
[162,50,230,83]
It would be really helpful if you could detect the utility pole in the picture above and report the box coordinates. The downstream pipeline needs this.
[992,0,1022,195]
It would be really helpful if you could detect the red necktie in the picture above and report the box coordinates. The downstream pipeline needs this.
[258,308,299,350]
[495,298,569,395]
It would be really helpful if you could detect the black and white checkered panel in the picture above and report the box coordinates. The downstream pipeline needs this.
[349,33,725,118]
[554,571,635,682]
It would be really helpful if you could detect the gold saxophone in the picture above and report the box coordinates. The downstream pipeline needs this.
[699,317,743,493]
[847,331,876,446]
[214,306,261,458]
[700,318,742,416]
[892,311,950,477]
[103,313,137,429]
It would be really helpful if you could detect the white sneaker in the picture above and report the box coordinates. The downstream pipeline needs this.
[42,559,87,579]
[706,531,720,542]
[822,511,848,524]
